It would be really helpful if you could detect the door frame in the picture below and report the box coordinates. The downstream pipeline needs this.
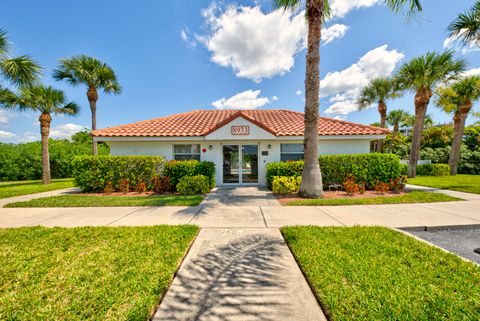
[222,143,259,185]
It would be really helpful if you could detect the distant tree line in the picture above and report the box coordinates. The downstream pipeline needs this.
[0,132,109,181]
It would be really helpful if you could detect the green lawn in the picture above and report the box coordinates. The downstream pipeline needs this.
[285,190,460,206]
[409,174,480,194]
[5,194,204,207]
[0,225,198,321]
[0,178,74,199]
[282,226,480,321]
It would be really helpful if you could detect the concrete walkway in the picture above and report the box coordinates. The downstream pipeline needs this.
[153,228,326,321]
[201,186,280,206]
[0,187,80,208]
[406,184,480,201]
[2,200,480,229]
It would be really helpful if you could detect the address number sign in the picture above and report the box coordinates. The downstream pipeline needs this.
[231,125,250,135]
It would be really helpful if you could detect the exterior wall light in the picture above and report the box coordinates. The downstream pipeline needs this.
[209,145,213,150]
[267,144,271,149]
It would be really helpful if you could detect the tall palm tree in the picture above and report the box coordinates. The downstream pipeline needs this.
[272,0,422,198]
[448,1,480,46]
[2,86,79,184]
[395,51,467,177]
[436,76,480,175]
[358,77,402,152]
[53,55,121,155]
[386,109,411,152]
[0,29,41,98]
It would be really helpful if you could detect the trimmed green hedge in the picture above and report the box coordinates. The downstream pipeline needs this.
[176,175,211,195]
[72,156,165,192]
[266,153,401,189]
[272,176,302,194]
[164,160,215,190]
[416,164,451,176]
[266,161,304,188]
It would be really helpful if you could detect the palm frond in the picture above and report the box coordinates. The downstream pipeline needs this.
[447,1,480,45]
[385,0,422,18]
[56,102,80,116]
[0,28,9,57]
[54,55,121,95]
[0,55,42,87]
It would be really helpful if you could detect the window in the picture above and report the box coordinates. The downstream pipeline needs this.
[173,144,201,161]
[280,144,304,161]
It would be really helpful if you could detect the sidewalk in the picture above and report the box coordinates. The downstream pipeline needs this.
[153,228,327,321]
[0,187,80,208]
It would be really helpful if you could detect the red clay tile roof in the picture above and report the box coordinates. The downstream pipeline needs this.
[91,110,389,137]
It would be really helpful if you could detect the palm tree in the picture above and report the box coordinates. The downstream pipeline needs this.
[448,1,480,46]
[53,55,121,155]
[358,77,402,152]
[395,51,467,177]
[2,86,79,184]
[403,113,433,129]
[0,29,41,98]
[386,109,411,152]
[436,76,480,175]
[272,0,422,198]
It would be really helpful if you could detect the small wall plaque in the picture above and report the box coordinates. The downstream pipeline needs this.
[262,151,268,156]
[231,125,250,135]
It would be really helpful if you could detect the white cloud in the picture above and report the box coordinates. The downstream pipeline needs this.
[0,110,13,125]
[198,4,351,82]
[16,132,38,143]
[330,0,382,18]
[212,89,276,109]
[334,115,347,121]
[322,24,348,45]
[180,27,197,48]
[200,5,307,82]
[50,123,87,139]
[322,45,404,115]
[0,130,16,138]
[443,31,480,54]
[462,67,480,77]
[296,90,302,95]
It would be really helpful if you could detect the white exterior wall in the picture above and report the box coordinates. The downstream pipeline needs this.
[103,116,376,186]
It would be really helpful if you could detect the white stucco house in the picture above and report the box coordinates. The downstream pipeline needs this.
[92,109,388,186]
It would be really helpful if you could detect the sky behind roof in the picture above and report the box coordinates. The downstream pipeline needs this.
[1,0,479,143]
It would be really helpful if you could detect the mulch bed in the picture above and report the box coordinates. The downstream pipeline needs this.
[75,191,180,197]
[275,190,407,205]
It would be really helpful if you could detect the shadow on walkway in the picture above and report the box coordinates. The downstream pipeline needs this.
[154,233,293,321]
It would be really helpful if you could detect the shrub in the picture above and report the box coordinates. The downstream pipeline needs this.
[416,164,451,176]
[151,176,172,194]
[266,161,304,188]
[135,182,147,193]
[358,182,366,194]
[103,182,114,194]
[389,175,407,193]
[272,176,302,194]
[266,154,401,190]
[343,176,359,195]
[164,160,215,190]
[0,138,109,181]
[176,175,211,195]
[319,153,401,189]
[431,164,450,176]
[400,164,408,176]
[119,179,130,193]
[374,180,390,194]
[72,155,165,192]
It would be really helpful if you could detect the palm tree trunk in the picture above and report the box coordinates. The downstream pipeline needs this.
[408,88,432,178]
[377,102,387,152]
[299,0,324,198]
[449,108,469,175]
[39,113,52,184]
[87,86,99,155]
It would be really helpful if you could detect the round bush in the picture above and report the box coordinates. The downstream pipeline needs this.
[176,175,211,195]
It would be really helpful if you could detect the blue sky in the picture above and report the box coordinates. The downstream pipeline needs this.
[1,0,479,143]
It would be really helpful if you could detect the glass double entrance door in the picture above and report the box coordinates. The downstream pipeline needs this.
[223,145,258,184]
